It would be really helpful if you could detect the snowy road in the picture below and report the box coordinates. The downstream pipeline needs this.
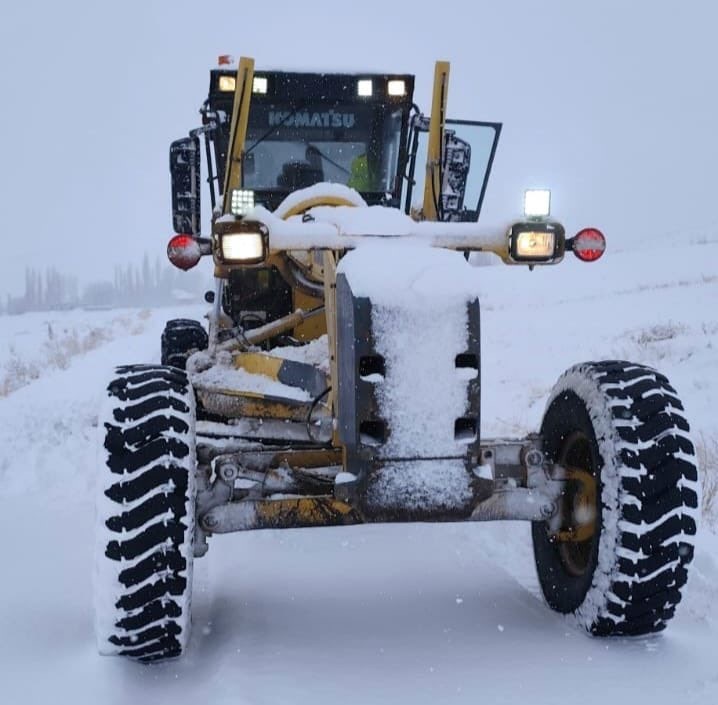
[1,243,717,704]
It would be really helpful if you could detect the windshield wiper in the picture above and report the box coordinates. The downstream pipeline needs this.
[306,144,351,176]
[244,103,306,156]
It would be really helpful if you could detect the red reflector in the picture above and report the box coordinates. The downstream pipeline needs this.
[572,228,606,262]
[167,234,201,271]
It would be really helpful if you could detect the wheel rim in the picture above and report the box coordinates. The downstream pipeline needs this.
[555,431,599,577]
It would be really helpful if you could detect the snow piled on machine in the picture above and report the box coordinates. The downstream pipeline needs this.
[189,350,312,401]
[339,241,479,511]
[272,183,367,218]
[267,334,331,374]
[249,182,506,252]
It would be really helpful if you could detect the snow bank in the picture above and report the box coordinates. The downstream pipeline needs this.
[0,308,153,397]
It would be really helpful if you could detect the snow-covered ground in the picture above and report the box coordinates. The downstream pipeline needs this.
[0,241,716,704]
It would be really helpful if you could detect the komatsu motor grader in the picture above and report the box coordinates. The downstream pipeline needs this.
[94,57,698,662]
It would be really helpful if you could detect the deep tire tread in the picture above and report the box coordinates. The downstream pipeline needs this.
[95,365,195,663]
[533,360,697,637]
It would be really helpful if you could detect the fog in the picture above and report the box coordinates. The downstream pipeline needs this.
[1,0,716,299]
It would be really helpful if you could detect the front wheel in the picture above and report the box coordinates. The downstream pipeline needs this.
[532,361,698,635]
[94,364,196,662]
[161,319,208,370]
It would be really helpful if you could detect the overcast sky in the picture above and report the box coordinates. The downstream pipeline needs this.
[1,0,716,299]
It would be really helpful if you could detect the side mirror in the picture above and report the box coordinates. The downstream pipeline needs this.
[440,130,471,221]
[170,136,201,234]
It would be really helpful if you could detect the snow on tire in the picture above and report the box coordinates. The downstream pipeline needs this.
[532,361,698,635]
[94,364,196,662]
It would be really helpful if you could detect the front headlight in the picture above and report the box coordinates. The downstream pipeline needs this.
[215,221,268,265]
[515,231,555,258]
[221,232,264,262]
[508,221,565,263]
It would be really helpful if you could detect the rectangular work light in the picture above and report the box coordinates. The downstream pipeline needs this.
[507,221,565,263]
[215,221,269,265]
[515,231,555,258]
[221,232,265,262]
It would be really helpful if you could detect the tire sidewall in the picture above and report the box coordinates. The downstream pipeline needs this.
[532,366,622,630]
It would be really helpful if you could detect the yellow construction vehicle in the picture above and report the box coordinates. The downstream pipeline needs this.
[94,56,698,662]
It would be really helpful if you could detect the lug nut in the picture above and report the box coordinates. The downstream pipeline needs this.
[526,449,544,467]
[540,502,556,519]
[218,462,238,482]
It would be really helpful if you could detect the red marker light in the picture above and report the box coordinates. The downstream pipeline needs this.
[167,234,201,271]
[571,228,606,262]
[218,54,234,66]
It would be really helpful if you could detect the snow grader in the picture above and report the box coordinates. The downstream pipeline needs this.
[94,57,698,662]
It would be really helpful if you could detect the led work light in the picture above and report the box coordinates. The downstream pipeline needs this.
[357,79,373,97]
[218,75,236,92]
[230,189,255,216]
[387,79,407,96]
[524,189,551,219]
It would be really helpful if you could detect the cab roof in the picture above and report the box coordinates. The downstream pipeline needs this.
[208,69,415,107]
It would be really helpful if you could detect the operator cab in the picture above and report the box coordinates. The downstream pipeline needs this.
[206,69,415,211]
[168,60,502,339]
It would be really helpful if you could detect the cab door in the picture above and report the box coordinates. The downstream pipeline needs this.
[403,118,502,222]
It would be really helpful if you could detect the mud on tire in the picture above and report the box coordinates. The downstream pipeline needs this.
[161,319,208,370]
[532,361,698,635]
[94,364,196,662]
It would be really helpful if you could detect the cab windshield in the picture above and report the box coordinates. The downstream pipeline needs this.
[242,102,404,194]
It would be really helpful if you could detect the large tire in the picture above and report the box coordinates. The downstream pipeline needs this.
[94,364,196,662]
[161,319,208,370]
[532,361,698,635]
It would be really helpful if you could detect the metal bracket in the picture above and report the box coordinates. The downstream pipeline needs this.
[194,456,238,557]
[469,438,565,522]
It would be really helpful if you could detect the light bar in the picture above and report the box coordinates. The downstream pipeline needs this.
[387,79,406,96]
[357,79,373,97]
[253,76,268,94]
[230,189,255,216]
[218,75,236,92]
[220,232,265,263]
[524,189,551,218]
